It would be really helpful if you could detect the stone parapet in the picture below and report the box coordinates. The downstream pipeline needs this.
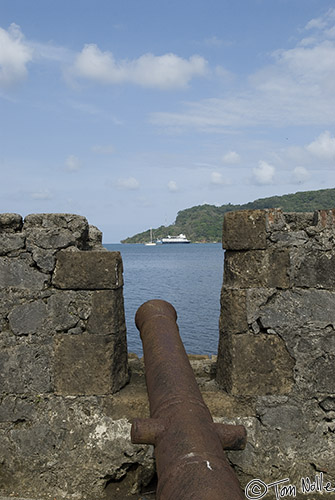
[217,208,335,492]
[0,213,130,499]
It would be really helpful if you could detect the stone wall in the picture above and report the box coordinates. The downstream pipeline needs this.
[0,214,154,499]
[217,209,335,495]
[2,210,335,499]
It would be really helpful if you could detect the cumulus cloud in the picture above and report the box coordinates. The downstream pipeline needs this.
[222,151,240,164]
[116,176,140,190]
[72,44,207,89]
[65,155,81,171]
[291,166,310,184]
[210,171,228,186]
[252,161,275,185]
[167,180,178,192]
[0,23,33,87]
[306,130,335,160]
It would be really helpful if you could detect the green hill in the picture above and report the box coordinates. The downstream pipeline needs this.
[121,188,335,243]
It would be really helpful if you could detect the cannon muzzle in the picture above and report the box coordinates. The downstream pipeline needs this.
[131,299,246,500]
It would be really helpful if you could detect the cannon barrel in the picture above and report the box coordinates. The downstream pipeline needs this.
[131,299,246,500]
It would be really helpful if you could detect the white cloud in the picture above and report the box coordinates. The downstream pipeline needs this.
[167,180,178,192]
[151,10,335,131]
[29,40,73,63]
[222,151,240,164]
[72,44,207,89]
[305,8,335,31]
[291,166,310,184]
[306,130,335,160]
[210,171,227,186]
[116,176,140,190]
[0,24,33,87]
[252,161,275,185]
[65,155,81,171]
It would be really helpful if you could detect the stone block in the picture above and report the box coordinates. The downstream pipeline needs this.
[222,210,268,250]
[0,344,52,394]
[24,213,89,251]
[8,300,48,335]
[88,224,103,249]
[87,289,126,334]
[0,233,25,255]
[219,287,248,334]
[216,332,294,395]
[47,291,91,332]
[0,258,49,290]
[0,395,36,422]
[258,289,335,332]
[224,249,290,288]
[54,333,128,395]
[310,354,335,393]
[30,247,56,272]
[0,396,153,499]
[0,213,23,233]
[283,212,315,231]
[291,249,335,289]
[52,250,123,290]
[24,213,88,233]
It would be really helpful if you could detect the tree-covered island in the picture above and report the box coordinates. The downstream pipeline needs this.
[121,188,335,244]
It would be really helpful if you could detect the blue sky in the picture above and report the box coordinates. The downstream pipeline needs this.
[1,0,335,242]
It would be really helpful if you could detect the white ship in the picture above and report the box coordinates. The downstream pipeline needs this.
[161,233,190,244]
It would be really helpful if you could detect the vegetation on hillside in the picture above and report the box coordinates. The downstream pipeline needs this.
[121,188,335,243]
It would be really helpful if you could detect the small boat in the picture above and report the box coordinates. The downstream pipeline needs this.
[144,228,156,246]
[161,233,190,244]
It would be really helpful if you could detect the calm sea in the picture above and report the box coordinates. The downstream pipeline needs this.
[105,243,224,355]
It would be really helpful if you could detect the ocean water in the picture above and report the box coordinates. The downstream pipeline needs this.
[105,243,224,355]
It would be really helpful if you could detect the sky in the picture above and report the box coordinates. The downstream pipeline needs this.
[1,0,335,242]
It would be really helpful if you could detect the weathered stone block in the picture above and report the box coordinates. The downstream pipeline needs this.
[30,247,56,272]
[0,233,25,255]
[25,229,78,251]
[0,213,23,232]
[53,250,123,290]
[219,287,248,334]
[245,288,277,325]
[0,258,49,290]
[222,210,268,250]
[47,291,92,332]
[216,333,294,395]
[88,224,103,249]
[0,396,153,500]
[258,289,335,333]
[291,249,335,289]
[0,344,52,394]
[24,213,89,251]
[283,211,315,230]
[310,355,335,393]
[8,300,48,335]
[0,395,36,422]
[54,334,128,395]
[24,212,88,233]
[224,249,290,288]
[87,289,126,334]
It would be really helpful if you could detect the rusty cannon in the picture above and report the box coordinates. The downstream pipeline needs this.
[131,299,246,500]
